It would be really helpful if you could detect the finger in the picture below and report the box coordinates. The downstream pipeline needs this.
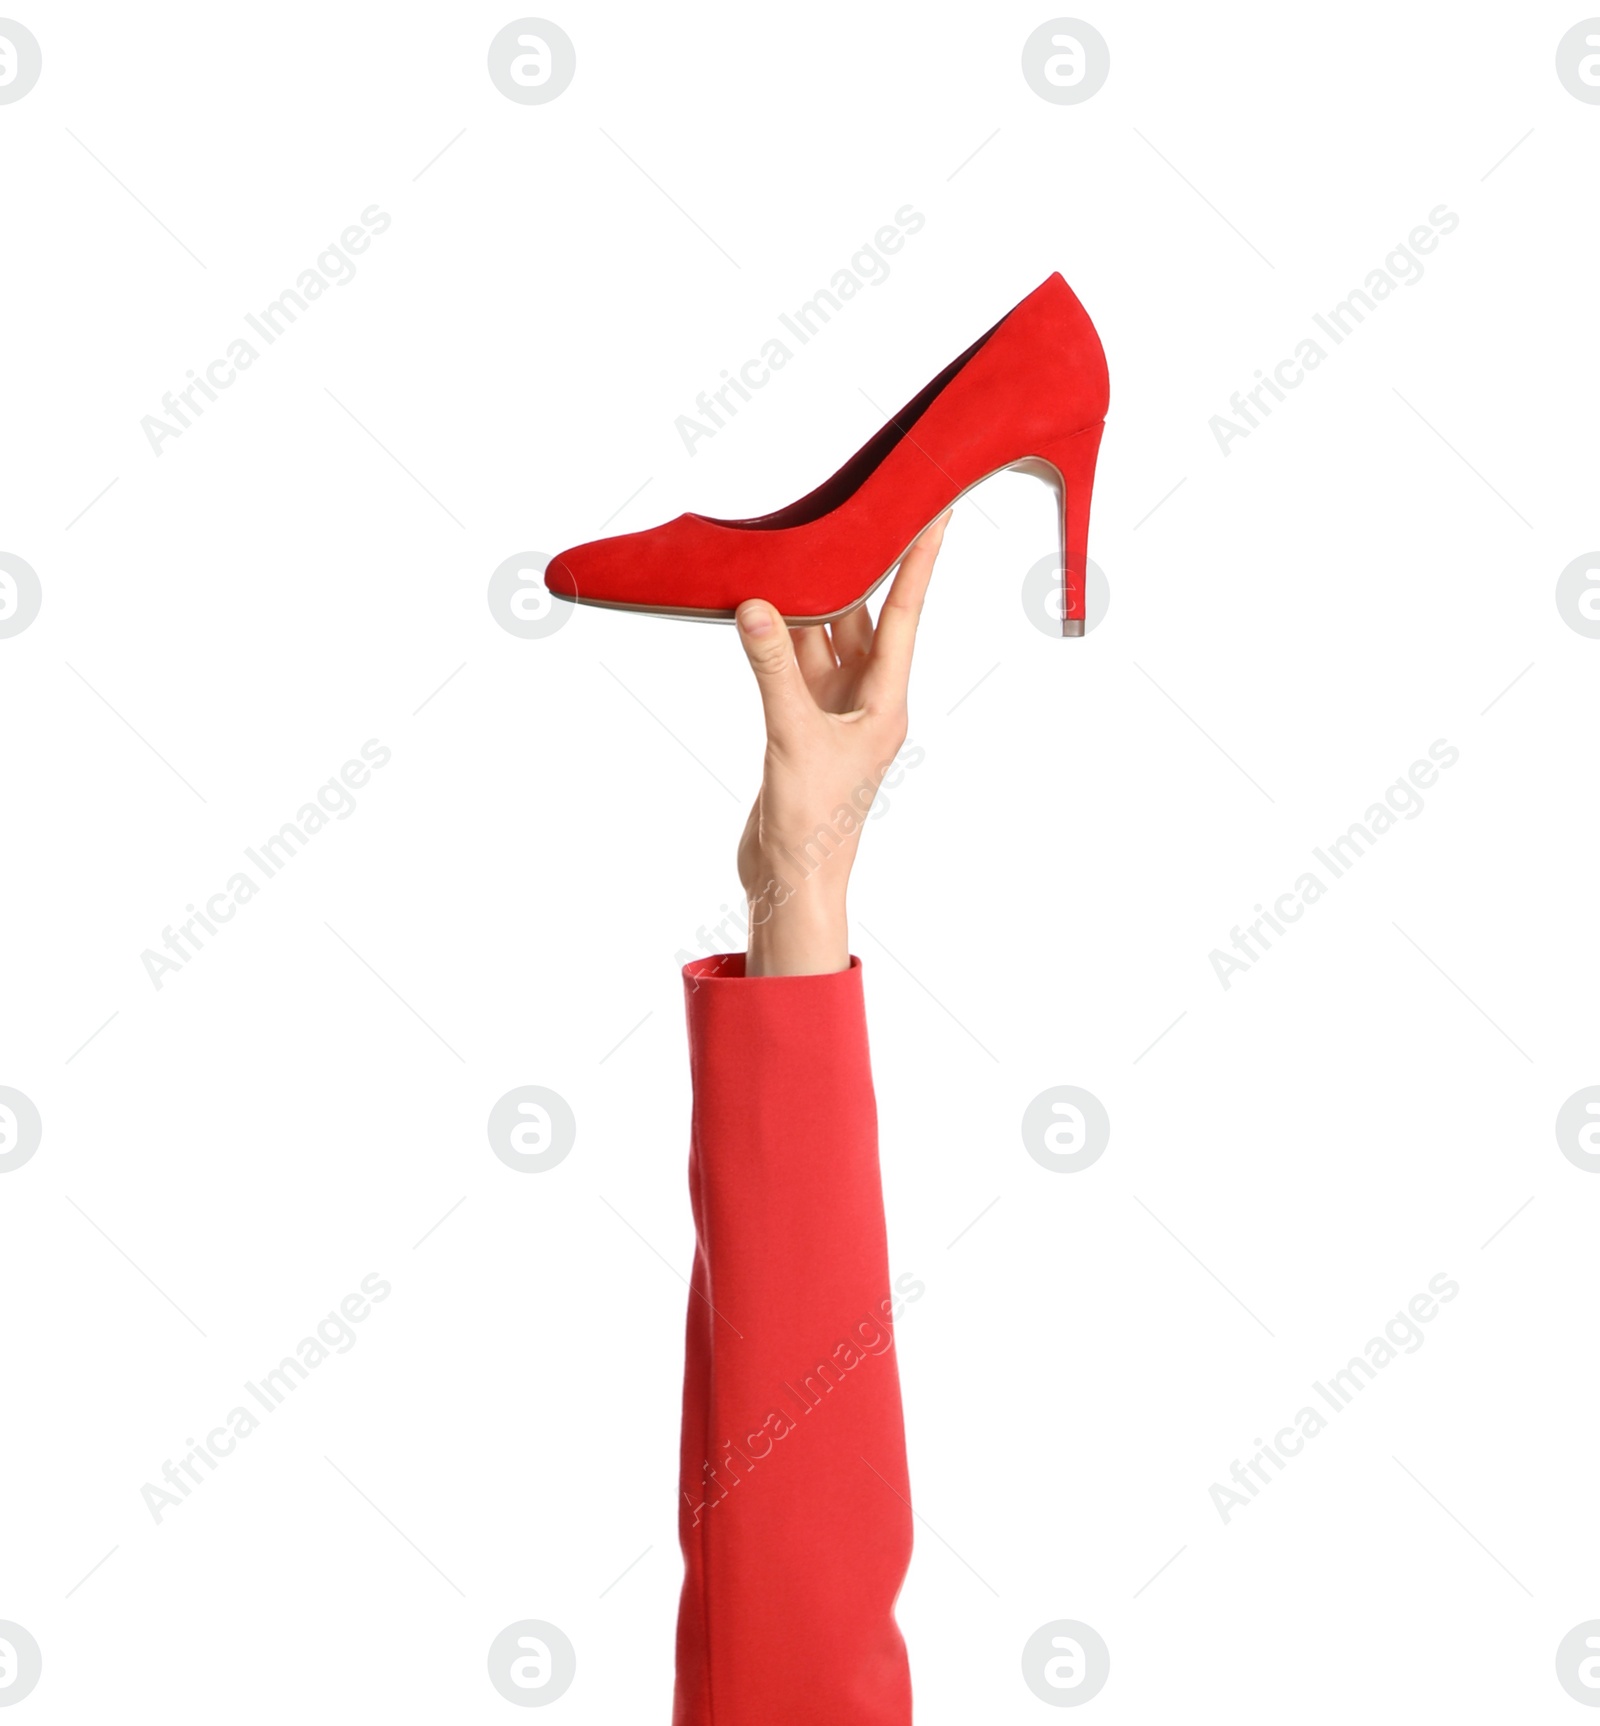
[792,623,836,687]
[736,599,815,742]
[863,509,950,708]
[829,602,873,662]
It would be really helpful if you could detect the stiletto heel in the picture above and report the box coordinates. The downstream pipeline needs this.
[1020,423,1103,636]
[545,273,1110,629]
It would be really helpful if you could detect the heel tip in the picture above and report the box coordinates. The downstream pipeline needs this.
[1062,618,1085,638]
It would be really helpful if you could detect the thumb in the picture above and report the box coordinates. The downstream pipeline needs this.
[735,600,811,741]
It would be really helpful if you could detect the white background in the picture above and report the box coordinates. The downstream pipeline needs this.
[3,1,1598,1719]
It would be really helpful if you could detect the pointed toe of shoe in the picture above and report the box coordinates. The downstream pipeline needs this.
[543,520,723,617]
[543,550,582,600]
[543,534,649,609]
[545,513,866,621]
[545,541,636,607]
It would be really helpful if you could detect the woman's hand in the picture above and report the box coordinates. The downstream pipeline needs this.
[733,512,949,976]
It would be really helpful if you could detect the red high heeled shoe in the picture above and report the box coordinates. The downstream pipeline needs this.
[545,272,1108,635]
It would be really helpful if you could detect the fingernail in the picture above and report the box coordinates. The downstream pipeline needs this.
[738,603,771,636]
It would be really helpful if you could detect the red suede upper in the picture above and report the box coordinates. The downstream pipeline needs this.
[546,272,1109,620]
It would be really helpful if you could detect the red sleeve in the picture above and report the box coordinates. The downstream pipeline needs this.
[673,953,913,1726]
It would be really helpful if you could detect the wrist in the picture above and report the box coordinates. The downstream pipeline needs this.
[745,874,850,976]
